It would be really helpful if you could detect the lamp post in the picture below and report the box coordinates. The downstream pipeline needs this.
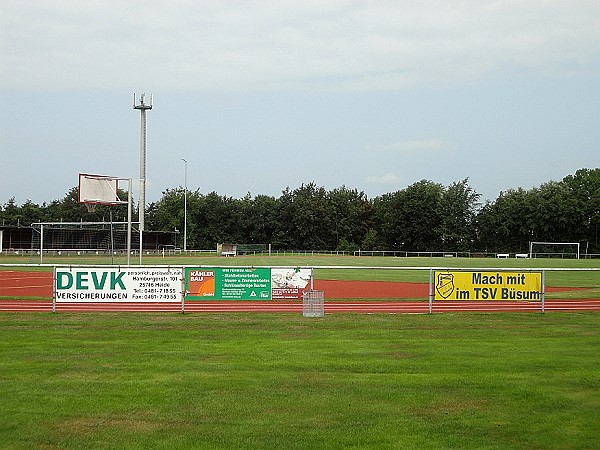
[181,158,187,252]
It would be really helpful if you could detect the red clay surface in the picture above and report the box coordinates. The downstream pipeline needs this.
[314,279,427,298]
[1,270,599,313]
[0,271,53,298]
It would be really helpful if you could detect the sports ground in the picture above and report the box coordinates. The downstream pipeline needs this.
[0,255,599,448]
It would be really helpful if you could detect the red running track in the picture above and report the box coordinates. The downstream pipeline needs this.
[0,271,53,297]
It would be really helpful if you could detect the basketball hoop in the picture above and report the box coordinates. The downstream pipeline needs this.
[85,203,97,213]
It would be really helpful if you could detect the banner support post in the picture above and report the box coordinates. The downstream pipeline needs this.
[541,270,545,314]
[181,269,186,314]
[428,268,433,314]
[52,267,56,313]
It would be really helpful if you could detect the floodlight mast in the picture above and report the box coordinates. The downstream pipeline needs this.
[133,93,153,264]
[182,158,187,252]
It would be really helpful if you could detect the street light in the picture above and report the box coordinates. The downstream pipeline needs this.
[181,158,187,252]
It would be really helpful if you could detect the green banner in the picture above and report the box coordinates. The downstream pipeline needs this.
[186,267,272,300]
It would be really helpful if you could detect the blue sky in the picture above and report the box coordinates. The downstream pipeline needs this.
[2,1,599,206]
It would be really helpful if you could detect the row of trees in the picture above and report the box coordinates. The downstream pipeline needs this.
[2,168,599,254]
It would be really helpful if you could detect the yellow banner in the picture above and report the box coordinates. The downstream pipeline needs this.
[434,271,542,301]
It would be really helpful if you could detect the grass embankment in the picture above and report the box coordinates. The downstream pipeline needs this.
[1,312,599,449]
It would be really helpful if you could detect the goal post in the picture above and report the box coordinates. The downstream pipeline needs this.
[529,241,580,259]
[31,221,141,264]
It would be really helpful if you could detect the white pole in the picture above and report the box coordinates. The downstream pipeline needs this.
[40,224,44,264]
[182,158,187,252]
[52,267,56,313]
[541,270,545,314]
[127,178,132,267]
[428,268,433,314]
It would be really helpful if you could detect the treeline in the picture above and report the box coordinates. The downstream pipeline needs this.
[1,168,599,254]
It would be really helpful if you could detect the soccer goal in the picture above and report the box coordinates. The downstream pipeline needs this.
[31,221,140,264]
[529,241,580,259]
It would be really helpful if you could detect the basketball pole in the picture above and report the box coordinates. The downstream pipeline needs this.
[127,177,132,267]
[133,93,152,265]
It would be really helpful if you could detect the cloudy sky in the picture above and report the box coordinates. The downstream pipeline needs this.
[2,1,599,206]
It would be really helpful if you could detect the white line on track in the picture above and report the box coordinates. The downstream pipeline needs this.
[1,300,600,313]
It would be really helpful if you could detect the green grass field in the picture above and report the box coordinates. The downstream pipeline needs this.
[3,252,599,270]
[1,255,600,447]
[0,312,599,449]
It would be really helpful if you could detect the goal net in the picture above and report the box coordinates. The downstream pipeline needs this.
[236,243,269,255]
[529,241,580,259]
[31,222,140,256]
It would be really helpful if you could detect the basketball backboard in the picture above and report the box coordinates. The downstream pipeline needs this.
[78,173,125,205]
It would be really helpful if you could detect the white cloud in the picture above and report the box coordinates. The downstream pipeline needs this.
[366,139,444,153]
[366,172,402,185]
[2,1,600,92]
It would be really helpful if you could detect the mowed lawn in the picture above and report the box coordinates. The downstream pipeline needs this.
[0,312,599,449]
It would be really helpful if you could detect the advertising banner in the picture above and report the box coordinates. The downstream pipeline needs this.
[54,267,182,302]
[434,271,542,301]
[271,267,312,299]
[185,267,311,300]
[187,267,271,300]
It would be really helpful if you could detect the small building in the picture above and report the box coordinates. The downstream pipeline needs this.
[217,243,237,257]
[0,226,32,252]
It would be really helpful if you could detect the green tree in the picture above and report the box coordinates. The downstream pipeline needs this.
[43,187,130,224]
[562,168,600,253]
[146,188,186,244]
[275,183,335,249]
[188,192,240,249]
[0,198,21,226]
[238,194,278,245]
[19,200,44,226]
[528,181,578,244]
[439,179,481,251]
[373,180,444,251]
[475,188,535,252]
[360,228,385,251]
[328,186,373,250]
